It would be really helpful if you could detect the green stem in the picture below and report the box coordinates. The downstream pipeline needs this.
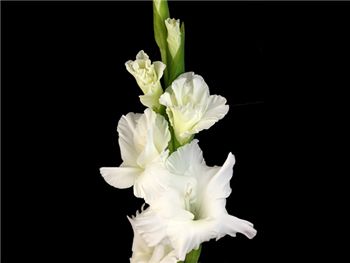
[154,104,166,116]
[179,245,202,263]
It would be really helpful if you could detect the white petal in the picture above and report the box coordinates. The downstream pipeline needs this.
[171,72,209,106]
[138,82,163,109]
[117,113,142,166]
[166,76,187,105]
[136,50,149,60]
[130,208,179,263]
[133,207,168,247]
[159,251,178,263]
[100,167,140,189]
[139,93,158,110]
[199,153,235,218]
[171,73,191,106]
[168,105,202,144]
[159,92,173,108]
[205,95,229,120]
[206,153,235,199]
[150,187,195,220]
[151,109,171,154]
[167,219,217,261]
[128,216,151,256]
[193,95,229,133]
[166,140,205,176]
[136,128,159,168]
[134,109,170,167]
[165,18,181,58]
[133,161,171,202]
[125,60,135,76]
[220,214,257,240]
[153,61,166,80]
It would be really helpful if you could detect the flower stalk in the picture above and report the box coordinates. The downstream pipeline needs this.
[153,0,170,85]
[179,246,202,263]
[153,0,185,88]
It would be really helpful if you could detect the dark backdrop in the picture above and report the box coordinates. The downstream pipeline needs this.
[2,1,268,262]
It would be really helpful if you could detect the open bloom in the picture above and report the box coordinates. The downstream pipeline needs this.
[125,50,166,110]
[159,72,229,145]
[100,108,171,202]
[128,208,177,263]
[133,140,257,260]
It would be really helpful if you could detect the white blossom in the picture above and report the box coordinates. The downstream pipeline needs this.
[100,108,171,203]
[133,140,257,260]
[128,208,177,263]
[159,72,229,145]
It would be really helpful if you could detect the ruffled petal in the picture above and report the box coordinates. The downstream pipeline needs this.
[129,208,179,263]
[125,51,164,109]
[136,128,159,168]
[136,50,149,60]
[159,72,227,143]
[167,219,217,261]
[135,109,170,167]
[152,109,171,154]
[193,95,229,133]
[133,207,168,247]
[128,215,151,258]
[133,161,171,202]
[117,113,142,166]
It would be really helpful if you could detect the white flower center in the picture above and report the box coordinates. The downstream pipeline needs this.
[183,187,202,221]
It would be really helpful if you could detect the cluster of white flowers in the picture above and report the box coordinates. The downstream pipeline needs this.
[100,50,257,262]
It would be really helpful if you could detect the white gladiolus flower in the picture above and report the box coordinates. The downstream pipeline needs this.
[159,72,229,145]
[165,18,181,59]
[128,208,177,263]
[133,140,257,261]
[125,50,166,110]
[100,108,171,202]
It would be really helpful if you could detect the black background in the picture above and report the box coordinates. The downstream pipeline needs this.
[4,0,347,262]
